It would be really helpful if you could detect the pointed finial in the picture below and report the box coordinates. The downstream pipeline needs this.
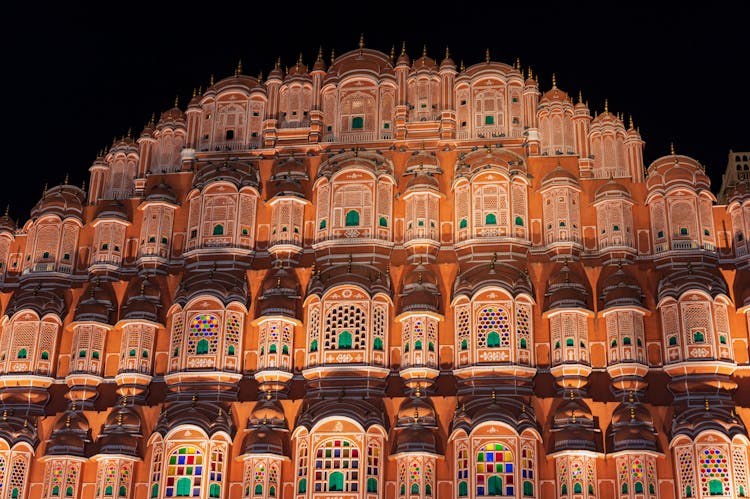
[413,406,420,423]
[174,95,179,108]
[257,71,263,84]
[552,73,557,88]
[491,388,496,402]
[359,33,365,49]
[65,414,71,428]
[297,52,303,67]
[415,386,421,398]
[64,173,69,185]
[389,45,395,62]
[235,59,242,76]
[126,127,132,138]
[210,74,215,86]
[515,57,520,69]
[317,45,324,61]
[527,66,533,79]
[401,41,406,56]
[330,48,335,65]
[198,85,203,94]
[460,59,465,72]
[3,205,8,217]
[705,398,710,411]
[578,90,583,104]
[422,44,427,59]
[117,412,123,426]
[446,46,451,60]
[43,183,48,195]
[670,142,676,155]
[629,115,634,129]
[275,57,281,69]
[604,99,609,113]
[485,47,490,63]
[192,87,197,97]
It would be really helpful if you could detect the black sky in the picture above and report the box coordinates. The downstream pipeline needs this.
[3,3,748,221]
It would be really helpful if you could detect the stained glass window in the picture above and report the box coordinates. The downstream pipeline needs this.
[314,440,359,493]
[699,448,731,497]
[165,447,203,497]
[476,443,514,496]
[188,314,220,355]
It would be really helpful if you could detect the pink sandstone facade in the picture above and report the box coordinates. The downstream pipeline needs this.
[0,40,748,499]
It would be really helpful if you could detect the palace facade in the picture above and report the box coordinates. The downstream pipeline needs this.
[0,40,749,499]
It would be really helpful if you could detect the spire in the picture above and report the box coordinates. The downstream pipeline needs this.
[389,45,395,62]
[297,52,303,67]
[330,48,335,65]
[3,205,8,217]
[670,142,676,155]
[515,57,520,69]
[578,90,583,104]
[446,46,451,60]
[235,59,242,76]
[422,44,427,60]
[359,33,365,49]
[192,87,196,97]
[209,74,215,86]
[275,57,281,69]
[604,99,609,113]
[174,95,179,108]
[460,59,465,72]
[257,71,263,84]
[527,66,533,80]
[64,173,69,185]
[629,114,634,129]
[485,47,490,63]
[552,73,557,88]
[401,40,406,56]
[317,45,324,62]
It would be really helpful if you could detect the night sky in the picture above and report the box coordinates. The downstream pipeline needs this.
[4,4,748,221]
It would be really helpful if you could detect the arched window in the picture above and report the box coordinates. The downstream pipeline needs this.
[486,213,497,225]
[411,483,420,494]
[338,331,352,349]
[515,216,524,226]
[196,339,209,355]
[213,224,224,236]
[352,117,364,129]
[309,339,318,352]
[693,331,705,343]
[345,210,360,227]
[165,447,203,498]
[459,481,468,497]
[314,439,359,493]
[373,337,383,351]
[17,348,26,359]
[379,217,388,227]
[476,443,514,497]
[487,331,501,348]
[368,477,378,493]
[209,483,220,497]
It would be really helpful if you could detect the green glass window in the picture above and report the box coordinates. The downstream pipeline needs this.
[310,339,318,352]
[176,477,191,496]
[17,348,27,359]
[523,481,533,496]
[693,331,705,343]
[345,210,360,226]
[485,115,494,125]
[487,331,501,347]
[351,116,364,129]
[485,213,497,225]
[196,339,209,354]
[515,216,524,226]
[374,337,383,351]
[379,216,388,227]
[368,478,378,493]
[459,218,467,229]
[415,340,422,350]
[298,478,307,493]
[338,331,352,349]
[669,336,677,346]
[459,481,468,497]
[329,471,344,491]
[319,219,327,229]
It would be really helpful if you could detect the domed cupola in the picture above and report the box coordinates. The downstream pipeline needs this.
[93,403,144,458]
[453,259,533,300]
[240,398,289,457]
[548,395,603,454]
[30,184,85,222]
[5,280,68,318]
[175,262,250,309]
[257,264,302,319]
[606,394,660,453]
[398,262,441,315]
[0,207,17,234]
[392,394,441,456]
[73,278,118,325]
[600,264,643,310]
[544,262,591,312]
[121,274,165,324]
[45,407,92,457]
[192,158,261,192]
[143,182,179,205]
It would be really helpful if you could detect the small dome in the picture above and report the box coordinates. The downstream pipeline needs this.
[601,265,642,309]
[121,274,165,324]
[439,48,455,70]
[143,182,179,205]
[192,158,260,191]
[267,157,309,199]
[545,263,591,311]
[95,199,129,222]
[729,179,750,205]
[396,396,436,422]
[399,263,441,314]
[307,262,391,298]
[453,261,532,300]
[542,164,579,186]
[412,49,437,71]
[74,279,118,325]
[646,154,711,193]
[241,425,286,457]
[405,171,439,192]
[311,49,327,72]
[0,210,16,234]
[595,180,631,201]
[396,45,411,66]
[257,265,301,319]
[251,399,286,423]
[657,264,729,301]
[176,262,249,308]
[6,281,68,318]
[139,117,156,139]
[540,87,571,104]
[30,185,85,221]
[394,426,438,455]
[157,106,186,128]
